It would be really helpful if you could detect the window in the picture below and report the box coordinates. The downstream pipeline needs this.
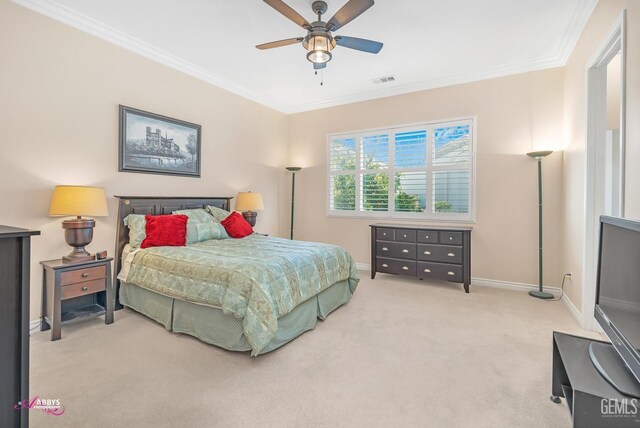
[327,117,475,221]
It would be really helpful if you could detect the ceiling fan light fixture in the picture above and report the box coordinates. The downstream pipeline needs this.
[305,33,335,64]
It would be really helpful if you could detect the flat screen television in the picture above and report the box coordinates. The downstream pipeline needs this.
[591,215,640,398]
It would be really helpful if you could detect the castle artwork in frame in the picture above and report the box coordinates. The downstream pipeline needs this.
[119,105,201,177]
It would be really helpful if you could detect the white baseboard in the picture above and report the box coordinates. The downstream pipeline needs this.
[470,277,562,293]
[29,319,41,335]
[356,263,370,271]
[357,262,583,325]
[561,294,583,326]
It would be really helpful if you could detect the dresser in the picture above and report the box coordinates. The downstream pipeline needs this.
[0,226,39,428]
[370,224,472,292]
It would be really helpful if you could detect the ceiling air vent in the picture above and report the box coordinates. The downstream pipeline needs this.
[372,75,396,84]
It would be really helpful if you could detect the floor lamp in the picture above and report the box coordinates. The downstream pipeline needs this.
[286,167,301,240]
[526,150,554,299]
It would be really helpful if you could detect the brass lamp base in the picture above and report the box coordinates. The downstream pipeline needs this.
[242,211,257,227]
[61,218,96,263]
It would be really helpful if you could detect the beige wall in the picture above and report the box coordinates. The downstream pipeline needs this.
[0,1,289,320]
[562,0,640,312]
[288,69,566,288]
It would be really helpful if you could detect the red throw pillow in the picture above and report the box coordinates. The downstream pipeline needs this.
[221,212,253,238]
[141,214,188,249]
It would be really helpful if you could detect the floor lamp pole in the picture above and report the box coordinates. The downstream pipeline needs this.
[286,167,301,240]
[526,151,553,299]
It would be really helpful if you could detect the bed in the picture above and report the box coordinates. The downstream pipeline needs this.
[113,196,359,355]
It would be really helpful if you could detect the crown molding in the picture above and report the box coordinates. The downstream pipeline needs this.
[12,0,597,115]
[10,0,288,113]
[554,0,599,65]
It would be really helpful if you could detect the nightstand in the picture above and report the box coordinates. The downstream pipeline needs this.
[40,258,114,341]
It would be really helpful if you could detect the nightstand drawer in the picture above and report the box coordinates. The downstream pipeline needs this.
[439,231,462,245]
[61,278,106,300]
[60,265,106,286]
[417,262,463,282]
[417,244,463,264]
[376,241,416,260]
[376,258,416,276]
[394,229,416,242]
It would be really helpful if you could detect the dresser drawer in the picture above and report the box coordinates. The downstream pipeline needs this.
[416,230,438,243]
[417,262,463,283]
[376,241,416,260]
[61,278,106,300]
[60,265,106,286]
[376,228,395,241]
[376,258,416,276]
[394,229,416,242]
[417,244,463,264]
[439,231,463,245]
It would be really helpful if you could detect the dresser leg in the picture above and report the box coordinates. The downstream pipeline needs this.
[41,318,50,331]
[463,282,469,293]
[371,272,376,279]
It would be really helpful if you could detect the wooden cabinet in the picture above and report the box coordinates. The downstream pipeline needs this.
[41,258,114,341]
[370,224,471,292]
[0,225,39,428]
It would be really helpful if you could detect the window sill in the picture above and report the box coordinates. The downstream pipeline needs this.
[325,213,476,225]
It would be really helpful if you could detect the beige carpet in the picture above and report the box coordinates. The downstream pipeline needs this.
[30,275,597,427]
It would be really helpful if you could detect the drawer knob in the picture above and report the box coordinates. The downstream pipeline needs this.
[402,249,409,253]
[425,235,429,239]
[81,286,88,291]
[82,273,89,278]
[424,251,431,255]
[449,237,453,240]
[403,234,407,238]
[424,269,431,273]
[447,271,455,276]
[382,247,388,251]
[448,253,455,257]
[383,233,387,236]
[402,266,409,270]
[382,264,388,268]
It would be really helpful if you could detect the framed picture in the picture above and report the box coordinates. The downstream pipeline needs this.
[119,105,201,177]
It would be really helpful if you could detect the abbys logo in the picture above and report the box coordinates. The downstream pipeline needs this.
[601,398,638,418]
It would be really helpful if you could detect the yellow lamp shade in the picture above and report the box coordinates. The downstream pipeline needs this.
[235,192,264,211]
[49,185,109,217]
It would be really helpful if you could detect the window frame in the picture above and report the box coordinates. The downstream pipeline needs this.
[326,116,477,223]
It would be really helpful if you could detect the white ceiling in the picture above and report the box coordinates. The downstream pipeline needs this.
[14,0,597,113]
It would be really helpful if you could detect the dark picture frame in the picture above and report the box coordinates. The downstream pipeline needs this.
[118,105,201,177]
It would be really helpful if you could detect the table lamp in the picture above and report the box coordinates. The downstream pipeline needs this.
[235,191,264,227]
[49,185,108,263]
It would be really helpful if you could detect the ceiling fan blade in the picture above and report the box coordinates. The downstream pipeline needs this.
[263,0,312,30]
[313,62,326,70]
[335,36,383,54]
[327,0,375,31]
[256,37,304,50]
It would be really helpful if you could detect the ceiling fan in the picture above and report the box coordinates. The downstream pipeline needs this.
[256,0,383,70]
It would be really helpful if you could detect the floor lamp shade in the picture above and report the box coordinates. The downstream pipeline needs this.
[49,185,108,263]
[526,151,554,299]
[286,167,302,240]
[235,192,264,227]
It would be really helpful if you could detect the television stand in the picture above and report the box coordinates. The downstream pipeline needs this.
[552,332,640,427]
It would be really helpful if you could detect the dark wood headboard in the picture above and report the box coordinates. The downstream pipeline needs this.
[113,196,232,309]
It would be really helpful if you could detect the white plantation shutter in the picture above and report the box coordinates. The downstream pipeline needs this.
[328,137,356,211]
[328,118,474,221]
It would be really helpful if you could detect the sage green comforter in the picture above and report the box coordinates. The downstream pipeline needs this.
[118,235,359,355]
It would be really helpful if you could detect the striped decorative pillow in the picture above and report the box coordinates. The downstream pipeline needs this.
[173,209,227,243]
